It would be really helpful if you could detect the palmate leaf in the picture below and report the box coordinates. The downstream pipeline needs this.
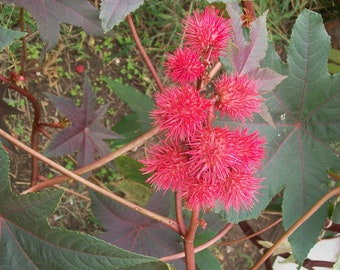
[2,0,103,51]
[91,190,185,270]
[216,10,340,264]
[0,144,171,269]
[104,78,154,147]
[100,0,145,32]
[45,75,123,168]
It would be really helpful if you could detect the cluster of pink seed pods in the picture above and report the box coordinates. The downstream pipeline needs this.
[141,6,265,212]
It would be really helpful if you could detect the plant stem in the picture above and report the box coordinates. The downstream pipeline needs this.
[18,7,42,186]
[218,217,282,246]
[0,128,180,233]
[324,218,340,233]
[252,187,340,269]
[160,223,233,262]
[0,76,42,186]
[175,192,187,236]
[239,221,273,270]
[126,14,165,93]
[183,206,200,270]
[303,259,335,269]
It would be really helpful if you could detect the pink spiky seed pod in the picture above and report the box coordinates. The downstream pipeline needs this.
[214,73,262,121]
[152,84,213,142]
[219,170,263,212]
[164,47,205,84]
[187,126,265,181]
[140,140,190,191]
[182,6,232,62]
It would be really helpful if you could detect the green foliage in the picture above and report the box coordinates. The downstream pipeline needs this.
[100,0,144,32]
[115,155,153,206]
[217,9,340,264]
[0,0,339,268]
[0,144,170,269]
[104,78,154,147]
[328,48,340,73]
[194,231,222,270]
[0,25,25,50]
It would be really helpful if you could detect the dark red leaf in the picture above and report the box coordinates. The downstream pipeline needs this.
[91,190,186,269]
[44,75,123,168]
[2,0,103,51]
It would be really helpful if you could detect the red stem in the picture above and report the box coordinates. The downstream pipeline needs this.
[303,258,336,269]
[126,14,165,93]
[239,221,273,270]
[183,206,200,270]
[324,218,340,233]
[218,217,282,246]
[175,192,187,236]
[0,75,42,186]
[161,223,233,262]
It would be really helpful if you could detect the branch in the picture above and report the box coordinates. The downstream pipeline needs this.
[126,14,166,93]
[0,76,42,186]
[239,221,273,270]
[0,128,180,233]
[218,217,282,246]
[183,206,200,270]
[161,223,234,262]
[252,187,340,269]
[175,192,187,236]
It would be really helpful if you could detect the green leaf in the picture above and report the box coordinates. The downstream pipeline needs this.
[104,78,154,146]
[0,144,171,269]
[0,84,22,152]
[0,26,26,50]
[329,48,340,64]
[195,231,221,270]
[115,155,150,185]
[328,48,340,73]
[116,180,152,207]
[114,156,152,206]
[100,0,144,32]
[216,9,340,265]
